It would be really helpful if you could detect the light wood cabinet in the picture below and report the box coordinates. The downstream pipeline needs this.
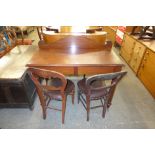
[121,33,147,73]
[120,32,155,98]
[120,33,136,63]
[138,49,155,98]
[129,41,146,73]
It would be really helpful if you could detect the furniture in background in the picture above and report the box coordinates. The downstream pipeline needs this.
[36,26,43,40]
[45,26,59,33]
[103,26,117,45]
[37,26,59,41]
[28,68,75,124]
[0,33,9,58]
[12,26,34,40]
[86,27,103,33]
[77,71,127,121]
[0,28,33,58]
[121,33,147,73]
[0,45,37,109]
[103,26,142,46]
[138,47,155,98]
[0,70,36,110]
[120,32,155,98]
[131,26,155,39]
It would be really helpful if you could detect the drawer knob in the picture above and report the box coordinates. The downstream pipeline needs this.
[143,57,147,61]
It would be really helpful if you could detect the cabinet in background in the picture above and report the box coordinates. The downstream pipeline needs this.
[0,71,36,109]
[120,33,147,73]
[138,49,155,98]
[120,33,136,64]
[129,41,146,73]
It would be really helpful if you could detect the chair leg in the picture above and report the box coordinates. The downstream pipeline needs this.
[42,105,46,119]
[71,90,75,104]
[62,95,66,124]
[102,101,107,118]
[86,96,90,121]
[77,90,80,104]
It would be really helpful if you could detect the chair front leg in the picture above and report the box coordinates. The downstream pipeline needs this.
[102,102,107,118]
[40,99,47,119]
[41,103,46,119]
[62,95,67,124]
[86,95,90,121]
[77,89,80,104]
[71,89,75,104]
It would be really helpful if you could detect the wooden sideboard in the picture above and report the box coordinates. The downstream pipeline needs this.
[120,33,155,98]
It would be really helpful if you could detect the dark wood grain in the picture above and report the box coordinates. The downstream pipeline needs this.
[27,47,124,76]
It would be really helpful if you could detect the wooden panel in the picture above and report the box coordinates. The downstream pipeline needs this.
[42,32,107,45]
[35,66,122,76]
[129,41,146,73]
[35,66,74,76]
[85,33,106,44]
[138,49,155,98]
[43,33,66,43]
[78,66,122,76]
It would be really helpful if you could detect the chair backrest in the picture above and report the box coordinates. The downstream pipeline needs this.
[37,26,43,40]
[0,33,9,52]
[2,29,17,47]
[28,67,67,91]
[86,71,127,97]
[28,68,67,103]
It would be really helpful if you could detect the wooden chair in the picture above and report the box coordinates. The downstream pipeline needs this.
[37,26,43,40]
[3,28,32,46]
[28,67,75,124]
[0,33,9,58]
[3,29,17,48]
[77,71,127,121]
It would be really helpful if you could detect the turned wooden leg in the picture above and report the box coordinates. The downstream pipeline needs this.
[77,90,80,104]
[62,95,66,124]
[86,95,90,121]
[102,101,107,118]
[71,90,75,104]
[42,105,46,119]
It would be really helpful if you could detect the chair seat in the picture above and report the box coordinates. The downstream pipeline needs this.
[45,79,75,100]
[77,78,108,99]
